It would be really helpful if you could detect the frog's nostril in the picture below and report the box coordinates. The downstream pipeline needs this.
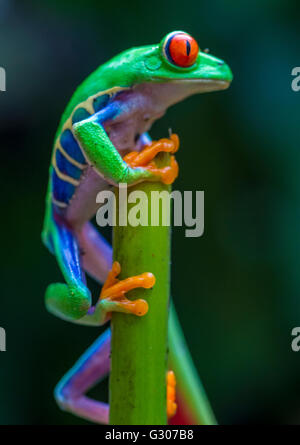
[218,61,224,66]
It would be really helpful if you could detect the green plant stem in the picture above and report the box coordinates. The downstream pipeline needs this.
[109,153,171,425]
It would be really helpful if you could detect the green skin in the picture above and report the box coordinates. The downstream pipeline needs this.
[42,31,232,424]
[43,31,232,323]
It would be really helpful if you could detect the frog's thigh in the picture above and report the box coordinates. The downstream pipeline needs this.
[77,222,112,284]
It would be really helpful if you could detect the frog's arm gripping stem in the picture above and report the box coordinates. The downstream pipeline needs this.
[73,106,160,186]
[74,118,178,186]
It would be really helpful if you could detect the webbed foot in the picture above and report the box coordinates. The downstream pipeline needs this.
[167,370,177,419]
[98,261,155,318]
[124,134,179,185]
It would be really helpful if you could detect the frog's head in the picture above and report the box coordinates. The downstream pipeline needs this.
[109,31,232,104]
[145,31,232,89]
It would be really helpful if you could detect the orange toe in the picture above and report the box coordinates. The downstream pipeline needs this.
[114,298,149,316]
[167,370,177,419]
[161,156,179,185]
[123,134,180,168]
[170,133,180,153]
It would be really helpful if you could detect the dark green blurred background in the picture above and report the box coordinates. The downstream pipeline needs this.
[1,0,300,425]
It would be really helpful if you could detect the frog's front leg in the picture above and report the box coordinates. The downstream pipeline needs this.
[73,112,178,186]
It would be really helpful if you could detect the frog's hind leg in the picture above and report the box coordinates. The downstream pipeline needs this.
[55,329,111,424]
[45,216,91,321]
[77,221,112,284]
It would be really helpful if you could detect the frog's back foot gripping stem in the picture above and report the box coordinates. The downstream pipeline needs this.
[167,370,177,419]
[44,216,153,325]
[55,329,176,424]
[54,307,216,425]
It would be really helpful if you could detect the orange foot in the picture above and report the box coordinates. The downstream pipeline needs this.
[99,261,155,317]
[124,134,179,185]
[167,370,177,419]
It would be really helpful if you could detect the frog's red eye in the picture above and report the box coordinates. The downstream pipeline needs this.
[163,32,199,68]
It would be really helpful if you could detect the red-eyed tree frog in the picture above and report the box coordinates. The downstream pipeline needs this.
[42,31,232,424]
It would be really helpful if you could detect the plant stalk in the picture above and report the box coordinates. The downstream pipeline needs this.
[109,153,171,425]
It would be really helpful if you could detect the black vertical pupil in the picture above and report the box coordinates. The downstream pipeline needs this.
[186,40,191,56]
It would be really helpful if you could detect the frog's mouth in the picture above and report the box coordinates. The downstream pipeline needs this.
[162,78,231,93]
[137,78,230,110]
